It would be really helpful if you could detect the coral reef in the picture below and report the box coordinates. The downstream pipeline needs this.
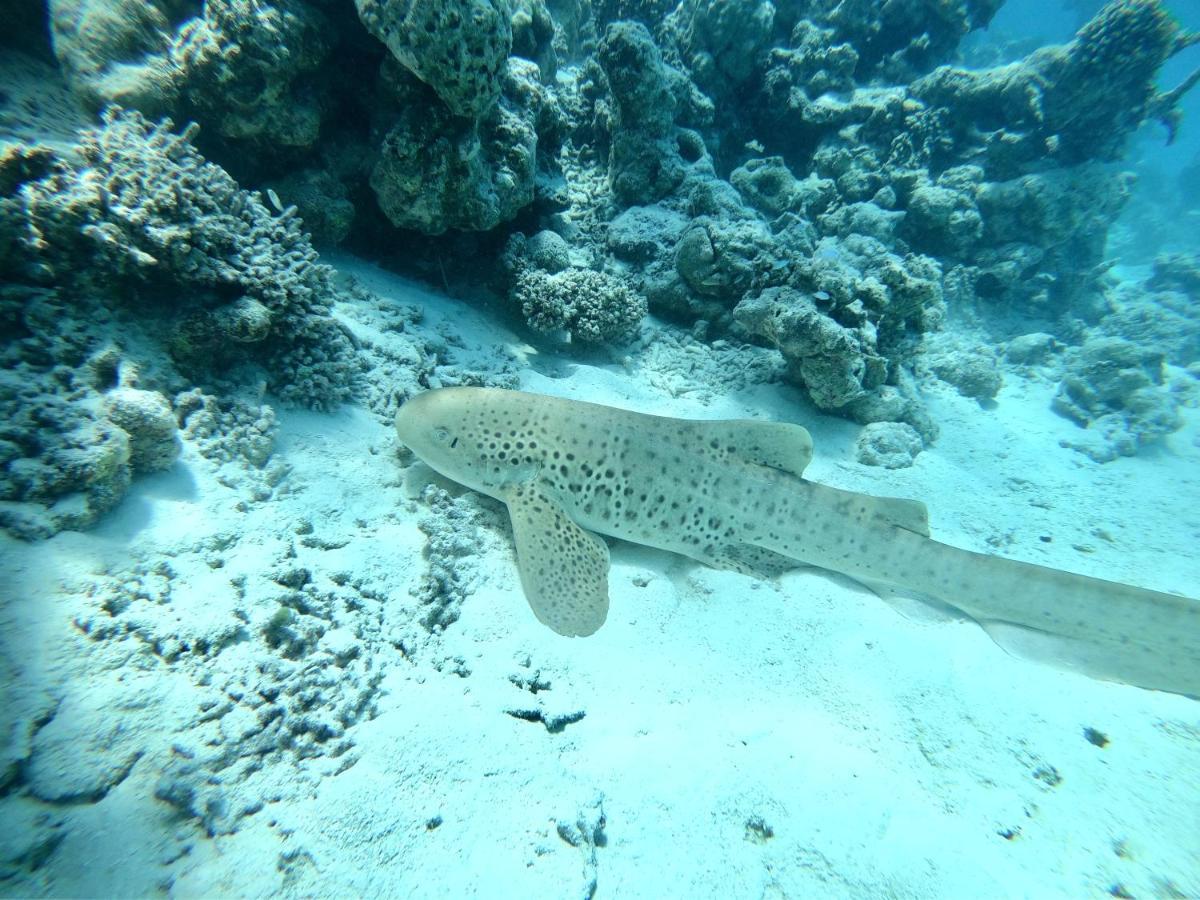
[911,0,1181,171]
[1053,335,1182,462]
[354,0,512,119]
[264,168,357,246]
[4,0,1195,543]
[186,397,271,472]
[369,57,554,234]
[1,110,358,409]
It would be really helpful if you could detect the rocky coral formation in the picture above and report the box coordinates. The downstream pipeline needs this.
[1102,265,1200,370]
[1004,332,1059,366]
[913,0,1182,171]
[1,110,358,409]
[596,21,689,206]
[670,0,775,97]
[1053,335,1182,462]
[811,0,1003,83]
[370,57,554,234]
[0,278,293,538]
[103,386,181,473]
[1147,251,1200,300]
[180,386,274,454]
[355,0,512,120]
[733,286,883,411]
[921,335,1004,402]
[264,168,356,247]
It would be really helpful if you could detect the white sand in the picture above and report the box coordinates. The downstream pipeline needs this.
[2,259,1198,899]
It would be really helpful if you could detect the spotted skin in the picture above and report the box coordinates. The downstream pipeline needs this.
[395,387,1200,698]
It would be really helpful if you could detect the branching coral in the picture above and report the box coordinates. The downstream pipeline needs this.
[511,267,646,343]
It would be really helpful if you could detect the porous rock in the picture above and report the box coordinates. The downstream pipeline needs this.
[855,422,924,469]
[103,387,181,474]
[355,0,513,119]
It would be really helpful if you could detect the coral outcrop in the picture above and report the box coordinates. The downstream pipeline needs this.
[50,0,331,151]
[1,109,357,408]
[370,57,552,234]
[1053,335,1182,462]
[354,0,512,119]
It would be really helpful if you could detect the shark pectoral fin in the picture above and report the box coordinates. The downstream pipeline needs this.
[703,420,814,478]
[502,482,610,637]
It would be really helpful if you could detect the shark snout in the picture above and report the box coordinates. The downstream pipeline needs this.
[394,389,446,456]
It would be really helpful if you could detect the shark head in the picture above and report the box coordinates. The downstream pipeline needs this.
[395,387,536,495]
[395,387,474,478]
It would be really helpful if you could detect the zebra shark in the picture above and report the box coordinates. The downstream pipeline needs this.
[394,386,1200,698]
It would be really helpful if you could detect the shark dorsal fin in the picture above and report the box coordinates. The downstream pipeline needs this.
[700,419,814,478]
[871,496,930,537]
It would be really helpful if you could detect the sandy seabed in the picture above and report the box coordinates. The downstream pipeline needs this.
[2,257,1198,899]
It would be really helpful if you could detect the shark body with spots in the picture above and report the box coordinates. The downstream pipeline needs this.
[395,387,1200,698]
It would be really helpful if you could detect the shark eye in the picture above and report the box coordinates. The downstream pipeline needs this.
[434,427,451,443]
